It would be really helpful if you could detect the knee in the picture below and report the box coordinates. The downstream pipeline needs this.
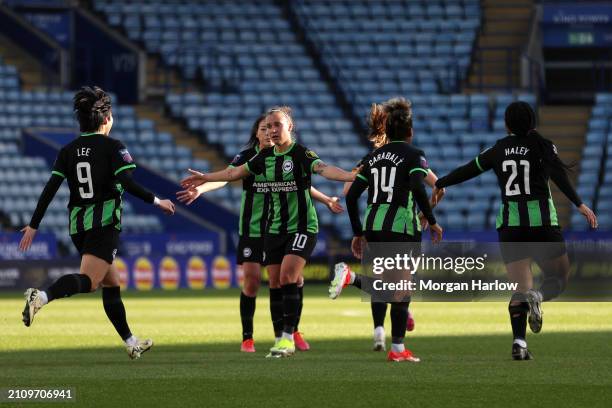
[86,276,100,292]
[243,277,260,297]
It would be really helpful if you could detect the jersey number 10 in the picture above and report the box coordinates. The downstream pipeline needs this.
[76,162,94,199]
[502,160,530,196]
[371,167,396,203]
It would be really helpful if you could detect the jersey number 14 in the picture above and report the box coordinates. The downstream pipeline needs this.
[371,167,396,203]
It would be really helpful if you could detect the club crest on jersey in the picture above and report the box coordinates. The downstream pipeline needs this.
[305,150,319,159]
[119,149,133,163]
[282,159,294,173]
[243,247,252,258]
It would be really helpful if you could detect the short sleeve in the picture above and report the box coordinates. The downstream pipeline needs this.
[303,147,322,174]
[354,154,369,171]
[245,151,266,175]
[229,150,249,168]
[408,150,430,176]
[356,158,370,184]
[51,148,67,178]
[111,140,137,176]
[475,144,496,172]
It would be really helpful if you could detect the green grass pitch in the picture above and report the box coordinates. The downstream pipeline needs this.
[1,287,611,407]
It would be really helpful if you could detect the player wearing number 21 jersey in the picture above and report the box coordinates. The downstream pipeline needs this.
[434,101,597,360]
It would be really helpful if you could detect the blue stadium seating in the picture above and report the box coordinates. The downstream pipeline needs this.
[91,1,558,237]
[571,93,612,230]
[0,56,218,250]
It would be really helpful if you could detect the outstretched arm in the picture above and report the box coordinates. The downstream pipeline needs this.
[176,166,230,206]
[410,171,443,243]
[425,169,445,206]
[435,159,483,189]
[116,170,175,215]
[313,161,355,182]
[549,164,582,208]
[20,173,64,251]
[181,166,250,190]
[310,186,344,214]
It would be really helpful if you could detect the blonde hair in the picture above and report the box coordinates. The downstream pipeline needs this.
[367,103,388,148]
[266,106,293,127]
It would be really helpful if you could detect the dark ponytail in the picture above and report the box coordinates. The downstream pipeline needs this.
[246,114,267,149]
[73,86,112,133]
[505,101,574,171]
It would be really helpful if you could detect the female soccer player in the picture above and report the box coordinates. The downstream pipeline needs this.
[177,114,344,353]
[330,97,443,362]
[181,106,355,357]
[337,100,445,351]
[432,101,597,360]
[19,86,175,359]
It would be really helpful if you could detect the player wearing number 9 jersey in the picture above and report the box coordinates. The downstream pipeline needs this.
[434,101,597,360]
[19,86,175,360]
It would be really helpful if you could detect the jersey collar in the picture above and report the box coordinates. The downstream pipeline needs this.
[273,141,296,156]
[80,132,100,137]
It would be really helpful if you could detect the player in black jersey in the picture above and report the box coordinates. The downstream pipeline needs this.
[337,100,446,351]
[19,86,175,359]
[331,98,442,362]
[181,106,355,357]
[177,114,343,353]
[433,101,597,360]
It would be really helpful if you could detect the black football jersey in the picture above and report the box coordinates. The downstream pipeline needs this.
[476,135,559,228]
[51,133,136,234]
[357,141,429,234]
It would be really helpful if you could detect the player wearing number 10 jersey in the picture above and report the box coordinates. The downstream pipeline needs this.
[434,101,597,360]
[19,86,175,359]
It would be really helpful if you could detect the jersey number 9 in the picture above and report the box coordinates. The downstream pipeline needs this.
[76,162,94,199]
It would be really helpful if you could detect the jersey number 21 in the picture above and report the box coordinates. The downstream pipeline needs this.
[502,160,530,196]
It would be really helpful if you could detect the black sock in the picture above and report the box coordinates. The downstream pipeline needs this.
[281,283,300,335]
[390,302,409,344]
[353,274,362,289]
[539,277,566,301]
[295,285,303,332]
[46,274,92,302]
[508,301,529,341]
[269,288,283,338]
[371,301,387,328]
[102,286,132,341]
[240,292,256,341]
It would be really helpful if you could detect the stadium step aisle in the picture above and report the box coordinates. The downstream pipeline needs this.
[537,106,591,228]
[463,0,534,92]
[0,34,54,90]
[133,103,227,175]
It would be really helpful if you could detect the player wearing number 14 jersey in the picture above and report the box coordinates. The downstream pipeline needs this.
[19,86,175,359]
[434,101,597,360]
